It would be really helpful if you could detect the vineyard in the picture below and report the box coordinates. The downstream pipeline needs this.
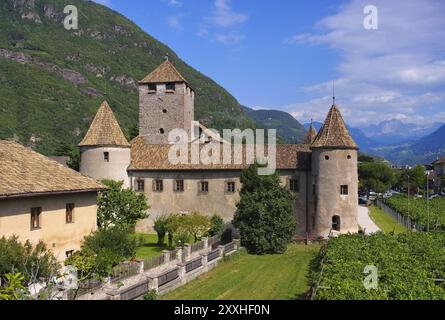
[310,232,445,300]
[385,195,445,230]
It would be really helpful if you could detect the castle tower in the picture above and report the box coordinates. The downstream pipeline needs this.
[304,122,318,144]
[79,101,131,187]
[138,59,195,144]
[311,104,359,237]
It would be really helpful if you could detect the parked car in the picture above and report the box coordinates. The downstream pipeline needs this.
[429,194,439,200]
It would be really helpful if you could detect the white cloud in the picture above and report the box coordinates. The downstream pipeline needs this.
[167,14,184,31]
[283,0,445,126]
[167,0,183,7]
[199,0,248,46]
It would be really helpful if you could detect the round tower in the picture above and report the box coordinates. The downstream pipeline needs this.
[311,104,359,237]
[79,101,131,187]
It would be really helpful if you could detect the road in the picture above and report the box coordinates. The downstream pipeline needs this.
[357,205,380,234]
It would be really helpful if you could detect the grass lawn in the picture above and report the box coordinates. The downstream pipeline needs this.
[162,244,320,300]
[134,233,197,259]
[369,205,406,234]
[134,233,171,259]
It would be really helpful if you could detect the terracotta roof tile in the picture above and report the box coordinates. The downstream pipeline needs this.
[79,101,130,147]
[0,141,104,198]
[139,60,188,84]
[311,105,358,149]
[129,136,311,171]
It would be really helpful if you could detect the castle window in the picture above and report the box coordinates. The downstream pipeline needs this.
[289,179,299,192]
[166,83,175,91]
[340,185,349,195]
[162,109,167,114]
[136,179,145,192]
[332,215,341,232]
[66,203,75,224]
[325,155,330,160]
[175,179,184,192]
[31,207,42,230]
[154,179,164,192]
[148,84,157,92]
[160,128,165,134]
[226,182,236,193]
[200,181,209,193]
[66,250,74,258]
[103,152,109,162]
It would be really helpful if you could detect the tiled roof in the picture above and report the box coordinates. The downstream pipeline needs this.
[129,136,311,171]
[311,105,358,149]
[0,141,104,198]
[304,123,318,144]
[435,157,445,165]
[139,60,188,84]
[79,101,130,147]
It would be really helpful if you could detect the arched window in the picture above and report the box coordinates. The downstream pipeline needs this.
[332,215,341,231]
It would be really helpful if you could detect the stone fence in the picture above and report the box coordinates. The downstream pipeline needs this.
[72,237,241,300]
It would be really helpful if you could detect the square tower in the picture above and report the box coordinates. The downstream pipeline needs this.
[138,60,194,144]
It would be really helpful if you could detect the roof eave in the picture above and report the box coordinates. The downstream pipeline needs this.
[0,188,105,200]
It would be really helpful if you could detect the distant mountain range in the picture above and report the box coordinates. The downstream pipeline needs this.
[242,106,306,143]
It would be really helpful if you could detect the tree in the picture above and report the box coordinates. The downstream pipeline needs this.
[185,212,211,242]
[0,273,28,300]
[359,162,396,198]
[233,163,297,254]
[154,215,169,246]
[410,165,426,194]
[97,180,149,230]
[0,236,60,284]
[208,214,225,237]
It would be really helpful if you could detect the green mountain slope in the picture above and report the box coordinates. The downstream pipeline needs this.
[242,106,306,143]
[0,0,259,155]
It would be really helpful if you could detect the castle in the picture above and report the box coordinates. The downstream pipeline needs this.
[79,60,359,238]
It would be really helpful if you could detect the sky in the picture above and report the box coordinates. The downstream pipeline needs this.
[93,0,445,127]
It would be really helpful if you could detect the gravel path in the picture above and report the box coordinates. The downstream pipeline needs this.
[358,205,380,234]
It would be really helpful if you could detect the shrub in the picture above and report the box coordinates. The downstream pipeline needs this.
[143,290,158,300]
[208,215,224,237]
[0,236,59,283]
[233,163,297,254]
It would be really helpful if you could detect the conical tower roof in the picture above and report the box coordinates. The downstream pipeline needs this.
[79,101,130,147]
[139,60,188,84]
[311,105,358,149]
[304,123,318,144]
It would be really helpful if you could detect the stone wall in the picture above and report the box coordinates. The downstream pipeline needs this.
[133,169,311,234]
[139,82,194,144]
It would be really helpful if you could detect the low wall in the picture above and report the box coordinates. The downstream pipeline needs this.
[72,237,240,300]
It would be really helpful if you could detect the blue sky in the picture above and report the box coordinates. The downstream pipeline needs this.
[94,0,445,126]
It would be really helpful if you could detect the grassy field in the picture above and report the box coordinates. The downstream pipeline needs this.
[134,233,171,259]
[369,205,406,234]
[162,244,320,300]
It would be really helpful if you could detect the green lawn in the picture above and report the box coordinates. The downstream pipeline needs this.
[369,205,406,234]
[134,233,171,259]
[162,244,320,300]
[134,233,197,259]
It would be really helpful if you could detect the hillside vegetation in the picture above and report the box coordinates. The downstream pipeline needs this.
[0,0,260,155]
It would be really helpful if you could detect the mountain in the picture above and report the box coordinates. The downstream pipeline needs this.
[0,0,259,155]
[361,120,442,146]
[242,106,306,143]
[304,122,379,151]
[369,124,445,165]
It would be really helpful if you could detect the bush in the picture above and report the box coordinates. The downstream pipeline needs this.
[66,227,137,278]
[143,290,158,300]
[0,236,59,283]
[234,163,297,254]
[208,215,224,237]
